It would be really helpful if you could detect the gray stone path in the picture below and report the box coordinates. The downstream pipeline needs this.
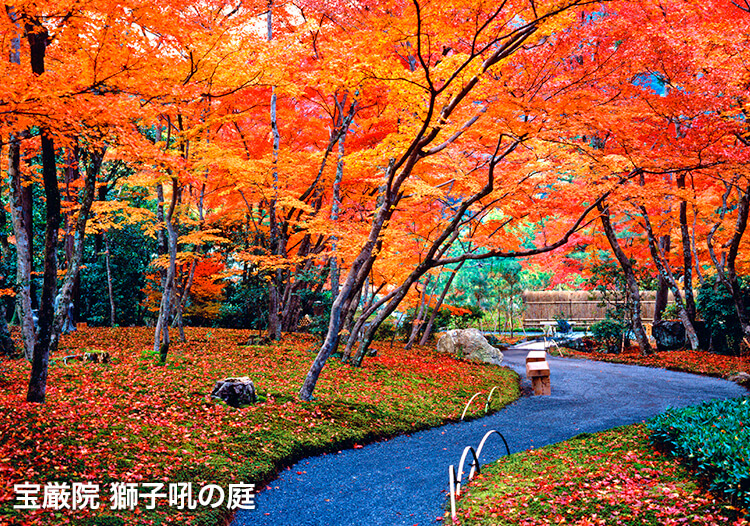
[232,349,746,526]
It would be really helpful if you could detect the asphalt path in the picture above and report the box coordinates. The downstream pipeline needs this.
[232,347,747,526]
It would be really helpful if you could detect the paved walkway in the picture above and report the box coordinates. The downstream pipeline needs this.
[232,349,746,526]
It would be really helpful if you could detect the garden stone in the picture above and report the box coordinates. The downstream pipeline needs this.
[84,351,110,364]
[728,372,750,388]
[652,320,686,351]
[244,335,272,346]
[211,377,257,407]
[558,334,594,353]
[436,328,504,365]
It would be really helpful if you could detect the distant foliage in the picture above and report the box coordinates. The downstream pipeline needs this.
[217,274,269,330]
[183,256,227,324]
[80,225,155,326]
[648,397,750,508]
[585,255,654,327]
[447,304,484,330]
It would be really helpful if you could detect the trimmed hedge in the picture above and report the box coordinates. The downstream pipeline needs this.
[647,397,750,508]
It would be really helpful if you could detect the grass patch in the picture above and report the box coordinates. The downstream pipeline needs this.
[0,327,519,526]
[454,425,748,525]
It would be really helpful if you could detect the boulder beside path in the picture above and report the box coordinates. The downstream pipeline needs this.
[436,328,504,365]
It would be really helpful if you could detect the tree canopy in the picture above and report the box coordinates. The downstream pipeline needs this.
[2,0,750,401]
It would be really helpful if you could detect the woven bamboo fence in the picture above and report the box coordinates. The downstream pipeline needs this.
[521,290,673,328]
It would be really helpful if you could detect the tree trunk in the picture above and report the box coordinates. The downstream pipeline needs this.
[8,135,35,361]
[52,146,103,342]
[405,275,432,349]
[709,184,750,337]
[299,188,394,399]
[5,10,34,360]
[266,1,284,342]
[653,234,670,322]
[103,232,116,327]
[329,100,353,299]
[420,261,464,346]
[154,178,179,362]
[27,130,60,403]
[677,173,696,322]
[352,269,426,366]
[599,204,652,354]
[640,207,700,350]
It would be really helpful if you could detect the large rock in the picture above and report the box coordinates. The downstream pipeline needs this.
[652,320,686,351]
[211,377,257,408]
[84,351,110,364]
[436,328,504,365]
[728,372,750,388]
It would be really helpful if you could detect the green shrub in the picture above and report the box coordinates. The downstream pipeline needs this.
[373,319,399,341]
[447,304,483,329]
[661,302,682,321]
[647,397,750,508]
[697,278,749,355]
[590,317,624,353]
[553,312,571,333]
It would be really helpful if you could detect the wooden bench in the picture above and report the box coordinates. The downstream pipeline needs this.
[525,350,547,364]
[525,352,551,396]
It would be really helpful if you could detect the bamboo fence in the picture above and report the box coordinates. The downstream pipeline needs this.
[521,290,674,328]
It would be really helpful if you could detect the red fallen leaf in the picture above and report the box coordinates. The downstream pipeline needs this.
[353,444,363,449]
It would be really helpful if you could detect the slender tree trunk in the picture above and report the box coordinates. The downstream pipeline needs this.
[707,184,750,337]
[677,173,696,322]
[299,187,394,399]
[405,275,432,349]
[352,269,427,366]
[26,17,64,403]
[27,130,60,403]
[724,187,750,336]
[330,100,353,298]
[172,183,204,341]
[51,146,103,346]
[420,261,464,345]
[653,234,671,322]
[8,135,35,360]
[154,178,179,362]
[103,232,116,327]
[640,207,699,350]
[266,0,284,341]
[6,9,34,360]
[599,204,652,354]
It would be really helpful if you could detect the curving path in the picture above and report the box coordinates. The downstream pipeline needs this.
[231,348,746,526]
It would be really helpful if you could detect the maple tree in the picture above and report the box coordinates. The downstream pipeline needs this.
[294,0,623,398]
[0,0,265,399]
[509,0,750,355]
[3,0,750,404]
